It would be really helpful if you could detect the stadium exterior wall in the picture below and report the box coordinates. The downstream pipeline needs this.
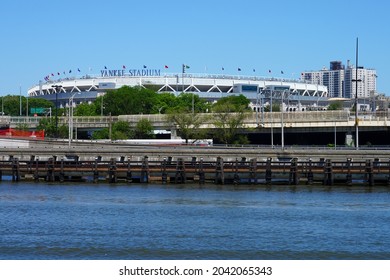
[28,73,328,108]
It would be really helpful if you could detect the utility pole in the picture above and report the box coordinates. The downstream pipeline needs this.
[352,38,361,150]
[19,85,22,116]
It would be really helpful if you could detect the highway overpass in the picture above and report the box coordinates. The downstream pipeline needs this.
[2,110,390,145]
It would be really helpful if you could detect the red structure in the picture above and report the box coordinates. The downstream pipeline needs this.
[0,128,45,139]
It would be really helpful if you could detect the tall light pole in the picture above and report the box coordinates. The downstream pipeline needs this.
[19,85,22,116]
[352,38,361,150]
[100,93,104,116]
[68,92,80,148]
[281,90,286,150]
[52,85,62,138]
[270,89,274,147]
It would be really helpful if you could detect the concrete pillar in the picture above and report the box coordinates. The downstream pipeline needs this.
[345,132,354,147]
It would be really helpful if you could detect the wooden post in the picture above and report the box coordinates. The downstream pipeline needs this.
[250,158,257,184]
[233,158,240,185]
[141,156,149,183]
[12,158,20,182]
[34,157,39,182]
[59,158,65,182]
[289,158,299,185]
[45,158,55,182]
[126,157,132,183]
[198,158,205,184]
[346,158,352,186]
[175,157,186,184]
[108,158,117,183]
[307,159,313,185]
[215,157,224,184]
[323,159,334,186]
[161,157,167,184]
[365,159,374,186]
[266,157,272,184]
[93,157,99,183]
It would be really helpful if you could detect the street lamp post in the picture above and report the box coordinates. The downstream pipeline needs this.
[270,89,274,147]
[281,90,286,150]
[100,93,104,116]
[68,92,80,148]
[51,85,62,138]
[19,85,22,116]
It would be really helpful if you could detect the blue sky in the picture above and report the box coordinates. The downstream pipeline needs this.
[1,0,389,95]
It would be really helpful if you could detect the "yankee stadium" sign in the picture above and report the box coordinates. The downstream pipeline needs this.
[100,69,161,77]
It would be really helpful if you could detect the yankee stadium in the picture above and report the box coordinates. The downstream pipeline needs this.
[28,66,329,111]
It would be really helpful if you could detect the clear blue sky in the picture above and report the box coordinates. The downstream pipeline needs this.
[1,0,389,96]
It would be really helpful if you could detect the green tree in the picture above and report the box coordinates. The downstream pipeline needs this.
[212,103,247,145]
[212,94,250,112]
[75,102,98,116]
[167,109,207,144]
[174,93,210,113]
[102,86,158,115]
[2,95,24,116]
[264,103,280,112]
[92,120,134,140]
[27,97,54,116]
[328,101,343,110]
[111,121,134,140]
[1,95,54,116]
[134,118,154,139]
[36,117,68,138]
[152,92,178,114]
[92,128,109,140]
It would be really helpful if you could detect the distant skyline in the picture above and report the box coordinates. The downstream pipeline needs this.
[1,0,389,96]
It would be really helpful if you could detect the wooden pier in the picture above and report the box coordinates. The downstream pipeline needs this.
[1,155,390,186]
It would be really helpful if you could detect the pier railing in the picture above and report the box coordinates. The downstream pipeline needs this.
[1,155,388,186]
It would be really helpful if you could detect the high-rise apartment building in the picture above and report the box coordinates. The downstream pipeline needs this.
[344,66,377,99]
[301,61,376,99]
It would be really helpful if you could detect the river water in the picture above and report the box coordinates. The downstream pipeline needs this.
[1,181,390,260]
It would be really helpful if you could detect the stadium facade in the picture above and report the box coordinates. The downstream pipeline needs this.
[28,68,329,111]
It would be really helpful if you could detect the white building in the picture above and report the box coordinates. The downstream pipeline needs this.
[28,71,328,108]
[301,61,376,99]
[344,66,377,99]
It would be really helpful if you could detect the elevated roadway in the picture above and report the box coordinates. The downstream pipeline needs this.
[3,111,390,134]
